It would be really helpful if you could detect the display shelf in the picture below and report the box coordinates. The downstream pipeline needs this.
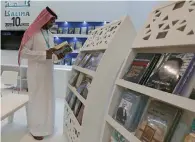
[116,79,195,113]
[53,34,89,38]
[81,45,107,52]
[105,115,140,142]
[64,15,136,142]
[67,84,86,105]
[101,1,195,142]
[72,65,95,77]
[64,101,82,129]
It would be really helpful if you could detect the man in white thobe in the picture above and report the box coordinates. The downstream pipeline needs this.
[18,7,70,140]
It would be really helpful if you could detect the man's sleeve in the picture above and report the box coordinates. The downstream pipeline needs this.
[20,36,46,61]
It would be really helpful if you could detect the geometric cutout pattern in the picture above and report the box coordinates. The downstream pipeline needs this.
[173,1,185,10]
[164,25,170,30]
[177,25,186,31]
[163,15,168,21]
[156,12,161,17]
[133,1,195,48]
[172,20,179,26]
[159,23,164,28]
[82,20,122,48]
[180,20,187,24]
[189,9,194,12]
[187,30,194,35]
[143,35,151,40]
[156,31,168,39]
[146,24,150,28]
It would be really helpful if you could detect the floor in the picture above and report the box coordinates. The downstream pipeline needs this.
[1,97,69,142]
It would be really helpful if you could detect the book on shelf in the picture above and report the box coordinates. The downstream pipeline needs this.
[75,41,83,50]
[66,91,73,104]
[74,27,81,34]
[115,90,148,132]
[57,27,63,34]
[78,53,92,67]
[69,95,77,110]
[81,27,87,35]
[123,53,161,84]
[63,27,69,34]
[69,70,79,86]
[135,100,182,142]
[69,42,75,49]
[69,27,75,34]
[88,26,95,34]
[145,53,194,93]
[173,54,195,96]
[110,129,127,142]
[84,52,104,71]
[50,24,58,34]
[77,104,84,125]
[74,53,86,66]
[75,73,85,89]
[73,99,82,117]
[77,76,92,99]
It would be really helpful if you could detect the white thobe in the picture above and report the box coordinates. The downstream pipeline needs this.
[20,30,55,136]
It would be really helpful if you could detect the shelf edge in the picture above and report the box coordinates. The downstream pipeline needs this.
[72,65,95,77]
[116,79,195,113]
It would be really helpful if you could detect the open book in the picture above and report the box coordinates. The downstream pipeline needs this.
[51,41,73,56]
[52,41,73,63]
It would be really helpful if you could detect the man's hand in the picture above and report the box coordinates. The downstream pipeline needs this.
[57,53,65,60]
[46,48,54,59]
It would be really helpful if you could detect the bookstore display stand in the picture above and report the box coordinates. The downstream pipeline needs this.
[63,16,136,142]
[101,1,195,142]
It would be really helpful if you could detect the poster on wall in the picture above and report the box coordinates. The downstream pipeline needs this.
[2,0,31,30]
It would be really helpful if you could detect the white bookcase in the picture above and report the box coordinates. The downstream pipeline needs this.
[63,16,136,142]
[101,1,195,142]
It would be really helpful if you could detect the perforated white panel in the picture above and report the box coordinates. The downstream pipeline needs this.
[133,0,195,48]
[82,20,122,49]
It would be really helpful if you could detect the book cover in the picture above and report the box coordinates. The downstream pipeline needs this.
[173,54,195,96]
[74,99,82,117]
[69,42,75,49]
[69,27,75,34]
[115,90,148,131]
[75,41,83,50]
[124,53,161,84]
[65,91,73,104]
[68,70,79,86]
[81,77,92,99]
[69,95,77,110]
[52,42,73,57]
[63,27,68,34]
[84,52,104,71]
[78,53,92,67]
[146,53,194,93]
[135,100,181,142]
[110,130,127,142]
[75,73,85,89]
[57,27,63,34]
[81,27,87,35]
[74,27,81,34]
[50,24,58,34]
[77,105,84,125]
[74,53,86,66]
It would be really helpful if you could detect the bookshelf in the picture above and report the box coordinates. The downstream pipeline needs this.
[101,1,195,142]
[63,16,136,142]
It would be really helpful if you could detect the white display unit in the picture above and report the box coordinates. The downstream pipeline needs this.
[101,1,195,142]
[63,16,136,142]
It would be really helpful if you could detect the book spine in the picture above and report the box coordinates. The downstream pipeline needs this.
[140,54,161,85]
[173,56,195,95]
